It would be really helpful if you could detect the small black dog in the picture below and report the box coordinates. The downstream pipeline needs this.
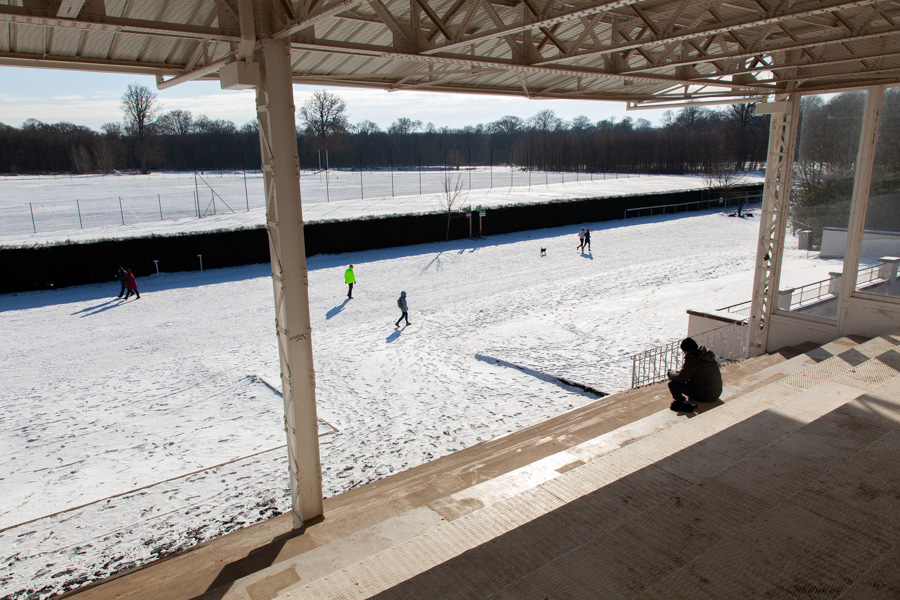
[540,247,547,256]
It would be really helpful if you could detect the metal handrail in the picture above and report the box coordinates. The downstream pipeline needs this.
[630,321,748,388]
[718,265,884,317]
[856,263,881,287]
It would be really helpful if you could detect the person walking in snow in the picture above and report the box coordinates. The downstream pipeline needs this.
[395,291,410,327]
[123,268,140,300]
[577,227,586,251]
[344,264,356,299]
[582,228,592,253]
[115,266,128,298]
[667,337,722,412]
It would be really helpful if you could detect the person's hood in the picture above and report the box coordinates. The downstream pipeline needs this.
[400,291,406,297]
[696,347,717,362]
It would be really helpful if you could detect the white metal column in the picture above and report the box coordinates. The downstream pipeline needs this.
[256,37,323,527]
[748,94,800,355]
[838,86,883,325]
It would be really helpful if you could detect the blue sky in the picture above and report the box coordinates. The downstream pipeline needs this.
[0,66,669,132]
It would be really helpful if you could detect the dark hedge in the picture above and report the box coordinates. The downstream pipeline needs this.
[0,185,761,294]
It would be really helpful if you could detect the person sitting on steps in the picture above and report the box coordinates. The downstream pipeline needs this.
[667,337,722,412]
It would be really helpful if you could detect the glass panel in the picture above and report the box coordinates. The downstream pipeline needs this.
[785,91,867,319]
[855,88,900,298]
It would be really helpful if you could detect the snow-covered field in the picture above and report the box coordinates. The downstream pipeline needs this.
[1,169,724,245]
[0,173,842,600]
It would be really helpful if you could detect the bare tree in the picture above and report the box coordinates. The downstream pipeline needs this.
[299,90,349,151]
[438,171,468,241]
[488,115,523,136]
[702,167,743,192]
[121,83,160,173]
[157,109,194,135]
[353,120,381,135]
[388,117,423,135]
[70,144,92,173]
[527,109,562,132]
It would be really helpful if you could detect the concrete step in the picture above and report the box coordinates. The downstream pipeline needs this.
[205,344,823,600]
[719,334,868,402]
[494,375,900,599]
[278,329,900,599]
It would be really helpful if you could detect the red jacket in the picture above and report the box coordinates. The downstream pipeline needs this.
[124,269,138,290]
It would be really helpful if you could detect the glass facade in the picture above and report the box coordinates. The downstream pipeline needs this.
[783,92,866,319]
[855,88,900,299]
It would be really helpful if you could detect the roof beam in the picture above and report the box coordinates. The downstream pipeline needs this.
[490,0,885,65]
[0,4,239,43]
[603,23,900,79]
[289,36,775,91]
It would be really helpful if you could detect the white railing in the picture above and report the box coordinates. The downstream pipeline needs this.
[718,264,882,318]
[625,189,763,220]
[857,263,881,287]
[630,321,748,388]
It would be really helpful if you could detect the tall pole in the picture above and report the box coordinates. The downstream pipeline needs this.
[242,152,250,211]
[359,150,364,199]
[255,35,323,527]
[748,93,800,356]
[325,149,330,202]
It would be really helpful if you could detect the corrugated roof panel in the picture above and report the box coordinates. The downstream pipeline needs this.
[2,0,900,102]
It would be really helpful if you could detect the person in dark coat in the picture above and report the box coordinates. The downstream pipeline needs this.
[667,337,722,412]
[583,228,591,252]
[123,268,140,300]
[115,266,128,298]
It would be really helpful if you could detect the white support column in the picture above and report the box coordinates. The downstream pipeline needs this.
[256,37,323,527]
[748,94,800,355]
[838,86,882,326]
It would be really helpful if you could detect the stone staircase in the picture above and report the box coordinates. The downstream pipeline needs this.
[256,329,900,599]
[66,331,899,600]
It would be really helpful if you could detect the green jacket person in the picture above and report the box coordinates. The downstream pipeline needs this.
[344,265,356,299]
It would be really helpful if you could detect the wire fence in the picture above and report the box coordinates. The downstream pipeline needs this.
[0,167,647,236]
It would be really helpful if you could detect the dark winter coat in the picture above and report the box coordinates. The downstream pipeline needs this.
[669,347,722,402]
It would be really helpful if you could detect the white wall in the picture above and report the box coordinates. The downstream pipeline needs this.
[820,227,900,258]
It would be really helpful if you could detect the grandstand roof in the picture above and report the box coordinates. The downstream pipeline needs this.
[2,0,900,107]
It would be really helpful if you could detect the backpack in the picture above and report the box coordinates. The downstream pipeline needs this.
[397,297,403,308]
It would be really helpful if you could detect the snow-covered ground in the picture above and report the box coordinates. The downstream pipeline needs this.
[0,173,843,600]
[1,170,735,245]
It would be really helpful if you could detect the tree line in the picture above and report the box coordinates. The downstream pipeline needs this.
[0,84,770,175]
